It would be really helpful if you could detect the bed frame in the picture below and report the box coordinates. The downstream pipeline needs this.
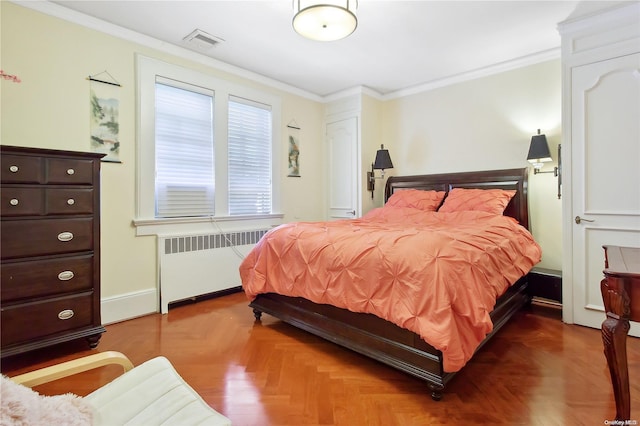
[249,168,531,400]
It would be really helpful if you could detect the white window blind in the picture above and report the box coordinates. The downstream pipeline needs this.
[155,80,215,218]
[228,96,272,215]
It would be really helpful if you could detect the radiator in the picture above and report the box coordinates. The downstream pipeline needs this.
[158,229,269,313]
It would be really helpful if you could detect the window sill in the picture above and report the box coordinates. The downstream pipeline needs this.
[133,214,284,236]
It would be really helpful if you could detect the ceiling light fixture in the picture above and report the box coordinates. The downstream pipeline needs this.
[293,0,358,42]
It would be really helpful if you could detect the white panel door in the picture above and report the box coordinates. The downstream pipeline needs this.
[571,52,640,336]
[327,117,358,220]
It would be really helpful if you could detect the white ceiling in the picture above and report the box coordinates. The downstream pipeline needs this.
[45,1,621,98]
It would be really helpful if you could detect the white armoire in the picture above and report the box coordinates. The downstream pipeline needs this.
[558,2,640,334]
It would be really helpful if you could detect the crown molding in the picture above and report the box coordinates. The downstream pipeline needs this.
[557,1,639,35]
[12,0,324,103]
[321,48,561,102]
[323,85,385,103]
[381,48,560,101]
[14,1,563,105]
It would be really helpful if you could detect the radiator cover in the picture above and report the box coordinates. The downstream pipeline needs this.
[158,229,268,313]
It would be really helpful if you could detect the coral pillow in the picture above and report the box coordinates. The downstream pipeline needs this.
[438,188,516,214]
[386,189,446,212]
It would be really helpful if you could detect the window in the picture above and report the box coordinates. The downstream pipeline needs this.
[135,55,281,234]
[155,80,215,218]
[228,97,272,215]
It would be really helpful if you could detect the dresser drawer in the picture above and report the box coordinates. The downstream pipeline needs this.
[0,188,94,216]
[1,155,43,184]
[1,155,95,185]
[0,187,43,216]
[0,293,94,347]
[46,158,94,185]
[1,255,94,302]
[1,218,93,259]
[46,188,94,214]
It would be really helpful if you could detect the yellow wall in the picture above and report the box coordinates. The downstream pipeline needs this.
[360,94,384,211]
[380,60,563,269]
[1,2,562,322]
[1,3,325,309]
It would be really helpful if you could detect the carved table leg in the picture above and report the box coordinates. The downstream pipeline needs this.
[601,278,631,421]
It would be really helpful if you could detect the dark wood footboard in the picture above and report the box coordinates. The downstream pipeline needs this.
[250,276,530,400]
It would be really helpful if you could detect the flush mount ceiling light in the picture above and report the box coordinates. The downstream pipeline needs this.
[293,0,358,41]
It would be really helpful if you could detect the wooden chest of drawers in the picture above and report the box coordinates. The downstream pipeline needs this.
[0,145,105,358]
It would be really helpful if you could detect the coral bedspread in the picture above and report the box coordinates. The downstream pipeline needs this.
[239,206,542,372]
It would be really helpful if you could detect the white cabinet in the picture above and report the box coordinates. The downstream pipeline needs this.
[325,96,362,220]
[327,117,359,220]
[559,3,640,335]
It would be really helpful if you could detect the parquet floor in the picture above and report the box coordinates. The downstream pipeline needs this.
[2,292,639,425]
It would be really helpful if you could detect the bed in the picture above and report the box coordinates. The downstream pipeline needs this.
[240,168,541,400]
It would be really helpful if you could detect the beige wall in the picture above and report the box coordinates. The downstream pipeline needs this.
[360,94,385,211]
[380,60,563,269]
[1,2,562,321]
[0,3,326,311]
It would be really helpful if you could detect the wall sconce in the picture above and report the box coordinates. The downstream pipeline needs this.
[367,144,394,198]
[527,129,562,199]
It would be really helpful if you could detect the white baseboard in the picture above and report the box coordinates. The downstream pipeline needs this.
[101,288,158,325]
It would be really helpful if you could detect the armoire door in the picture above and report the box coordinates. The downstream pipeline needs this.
[570,52,640,336]
[326,117,359,220]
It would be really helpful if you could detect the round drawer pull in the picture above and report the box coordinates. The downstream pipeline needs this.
[66,168,75,175]
[9,198,19,206]
[58,309,75,320]
[67,198,75,205]
[9,165,19,173]
[57,232,74,242]
[58,270,75,281]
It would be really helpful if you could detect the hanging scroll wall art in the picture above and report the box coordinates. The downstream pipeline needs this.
[89,71,121,162]
[287,121,301,177]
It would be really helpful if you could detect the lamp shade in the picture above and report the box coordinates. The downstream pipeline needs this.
[293,0,357,41]
[373,144,393,170]
[527,132,552,164]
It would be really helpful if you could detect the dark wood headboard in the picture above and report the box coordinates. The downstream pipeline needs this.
[384,168,529,230]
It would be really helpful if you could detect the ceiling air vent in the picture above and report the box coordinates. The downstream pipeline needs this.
[182,29,224,50]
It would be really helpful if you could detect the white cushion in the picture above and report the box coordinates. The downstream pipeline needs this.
[85,356,231,425]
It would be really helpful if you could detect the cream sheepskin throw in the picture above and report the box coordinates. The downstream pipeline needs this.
[0,375,93,426]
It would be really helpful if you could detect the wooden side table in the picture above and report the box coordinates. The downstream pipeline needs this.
[601,245,640,421]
